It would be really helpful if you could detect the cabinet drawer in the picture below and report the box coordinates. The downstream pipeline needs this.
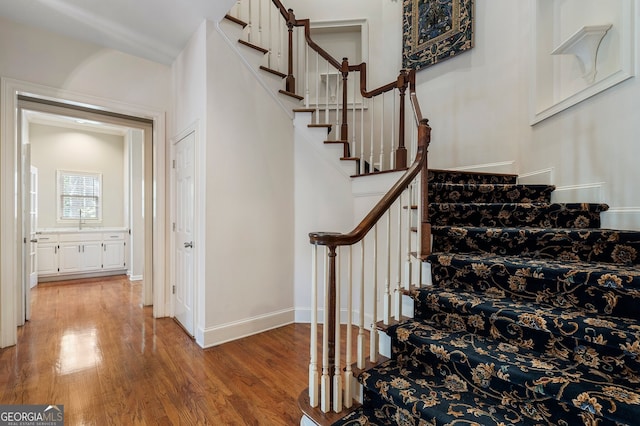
[37,235,58,243]
[103,232,125,241]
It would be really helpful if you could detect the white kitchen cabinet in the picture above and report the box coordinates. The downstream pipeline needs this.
[102,232,126,270]
[58,233,103,274]
[36,234,58,275]
[37,230,128,281]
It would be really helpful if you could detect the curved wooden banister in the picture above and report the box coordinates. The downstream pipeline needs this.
[309,116,430,248]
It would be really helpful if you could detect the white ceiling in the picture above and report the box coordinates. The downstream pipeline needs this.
[0,0,237,65]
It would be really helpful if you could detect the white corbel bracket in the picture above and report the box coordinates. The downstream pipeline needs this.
[551,24,612,84]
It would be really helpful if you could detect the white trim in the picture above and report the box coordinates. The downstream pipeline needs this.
[551,182,606,204]
[201,308,295,348]
[601,207,640,231]
[446,160,517,174]
[517,168,554,185]
[0,77,167,347]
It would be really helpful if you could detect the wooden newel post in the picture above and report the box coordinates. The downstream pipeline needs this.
[286,8,296,93]
[395,70,409,170]
[419,118,432,258]
[340,58,350,141]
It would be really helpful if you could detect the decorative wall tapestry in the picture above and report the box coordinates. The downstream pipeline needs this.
[402,0,474,71]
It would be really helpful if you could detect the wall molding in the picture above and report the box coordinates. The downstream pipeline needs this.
[202,308,295,348]
[530,0,636,124]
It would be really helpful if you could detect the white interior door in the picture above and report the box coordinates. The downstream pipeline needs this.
[174,131,195,336]
[29,165,38,288]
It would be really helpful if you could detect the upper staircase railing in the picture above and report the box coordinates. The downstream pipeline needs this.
[227,0,432,419]
[227,0,415,174]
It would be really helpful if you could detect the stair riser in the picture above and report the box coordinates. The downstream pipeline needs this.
[432,227,640,265]
[429,203,605,228]
[428,257,640,318]
[430,183,554,204]
[428,170,517,185]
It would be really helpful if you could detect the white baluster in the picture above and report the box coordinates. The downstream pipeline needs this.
[369,100,374,173]
[392,93,397,169]
[370,226,378,363]
[333,248,342,413]
[404,183,413,291]
[379,93,384,171]
[351,73,357,163]
[321,247,330,412]
[309,244,319,407]
[267,0,272,68]
[325,60,330,125]
[344,247,354,408]
[304,43,310,108]
[315,51,320,120]
[395,195,403,321]
[247,0,252,43]
[359,91,365,175]
[357,240,365,369]
[383,211,391,325]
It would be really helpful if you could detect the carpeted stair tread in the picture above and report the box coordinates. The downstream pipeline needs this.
[429,169,518,185]
[428,252,640,318]
[432,226,640,265]
[353,356,622,426]
[429,202,609,228]
[409,287,640,376]
[330,390,408,425]
[386,318,640,426]
[429,183,555,204]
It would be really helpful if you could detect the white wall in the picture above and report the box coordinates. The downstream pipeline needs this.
[171,20,296,347]
[30,123,126,229]
[202,22,295,346]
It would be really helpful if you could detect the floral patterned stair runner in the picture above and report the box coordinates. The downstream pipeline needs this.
[332,170,640,426]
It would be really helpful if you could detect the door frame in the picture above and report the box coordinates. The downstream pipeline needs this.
[1,77,168,348]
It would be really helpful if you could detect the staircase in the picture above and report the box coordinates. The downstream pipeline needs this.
[333,170,640,425]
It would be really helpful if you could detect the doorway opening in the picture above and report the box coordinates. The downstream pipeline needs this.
[19,96,153,322]
[1,78,168,348]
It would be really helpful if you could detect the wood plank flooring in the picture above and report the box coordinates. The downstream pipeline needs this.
[0,276,310,425]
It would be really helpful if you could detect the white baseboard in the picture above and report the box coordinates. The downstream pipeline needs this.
[517,168,554,185]
[601,208,640,231]
[128,274,143,281]
[201,308,295,348]
[447,160,516,175]
[551,182,605,204]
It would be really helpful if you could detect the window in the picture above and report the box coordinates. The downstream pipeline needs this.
[57,170,102,222]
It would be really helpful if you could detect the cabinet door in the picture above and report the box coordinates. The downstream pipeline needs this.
[82,243,102,271]
[103,241,125,270]
[37,244,58,275]
[58,243,82,273]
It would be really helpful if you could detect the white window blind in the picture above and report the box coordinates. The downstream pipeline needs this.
[58,171,102,221]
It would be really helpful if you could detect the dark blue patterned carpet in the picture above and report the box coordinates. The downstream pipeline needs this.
[334,170,640,426]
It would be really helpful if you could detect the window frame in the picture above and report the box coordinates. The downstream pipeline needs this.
[56,170,103,224]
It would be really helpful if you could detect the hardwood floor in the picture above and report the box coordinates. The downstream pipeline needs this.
[0,276,310,425]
